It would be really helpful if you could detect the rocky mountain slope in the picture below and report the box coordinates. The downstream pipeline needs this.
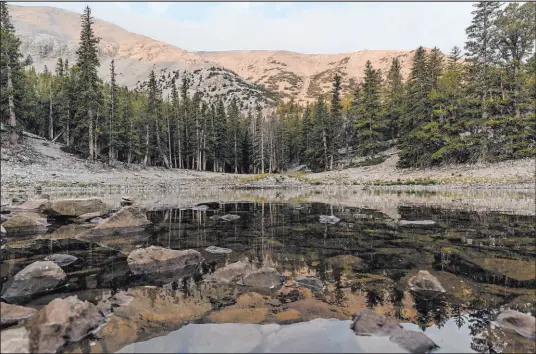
[11,4,420,107]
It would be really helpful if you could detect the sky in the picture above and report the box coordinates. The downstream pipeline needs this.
[12,1,475,54]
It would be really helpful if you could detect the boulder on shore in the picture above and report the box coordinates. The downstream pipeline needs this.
[2,214,47,235]
[27,296,106,353]
[494,310,535,339]
[408,270,446,294]
[127,246,203,275]
[0,302,37,327]
[9,199,49,212]
[2,261,67,299]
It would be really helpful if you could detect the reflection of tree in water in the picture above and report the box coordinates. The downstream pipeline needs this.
[390,287,405,320]
[365,285,386,309]
[331,267,345,305]
[451,303,466,329]
[413,292,450,330]
[467,303,504,353]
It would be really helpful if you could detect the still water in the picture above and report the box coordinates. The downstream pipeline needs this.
[1,188,534,353]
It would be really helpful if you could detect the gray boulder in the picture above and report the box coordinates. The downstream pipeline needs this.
[44,254,78,267]
[408,270,445,293]
[494,310,535,339]
[2,261,67,299]
[293,277,324,291]
[204,261,255,284]
[0,302,37,327]
[205,246,233,254]
[319,215,340,224]
[243,267,282,288]
[350,309,402,336]
[27,296,106,353]
[127,246,203,275]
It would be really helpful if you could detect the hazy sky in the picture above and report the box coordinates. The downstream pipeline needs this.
[13,1,475,54]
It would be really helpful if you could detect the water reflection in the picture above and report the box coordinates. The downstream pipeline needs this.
[1,200,535,353]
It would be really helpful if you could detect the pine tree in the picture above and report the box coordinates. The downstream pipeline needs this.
[0,2,23,144]
[228,97,241,173]
[328,73,343,169]
[253,105,265,173]
[309,95,329,171]
[384,57,404,141]
[108,59,117,163]
[76,6,102,160]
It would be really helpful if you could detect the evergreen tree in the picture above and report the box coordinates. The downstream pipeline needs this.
[108,59,117,162]
[309,95,329,171]
[75,6,102,160]
[328,73,343,169]
[384,57,404,140]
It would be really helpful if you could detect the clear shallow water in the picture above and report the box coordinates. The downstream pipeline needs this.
[1,191,535,353]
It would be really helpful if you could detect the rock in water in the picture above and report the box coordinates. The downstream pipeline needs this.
[191,205,210,211]
[221,214,240,221]
[389,330,438,353]
[243,267,282,288]
[120,197,134,207]
[0,327,29,353]
[0,303,37,327]
[495,310,536,339]
[398,220,436,226]
[2,261,66,299]
[27,296,106,353]
[293,277,324,291]
[75,211,106,223]
[408,270,446,293]
[319,215,340,224]
[84,206,151,236]
[350,309,403,336]
[45,198,108,217]
[209,215,222,221]
[44,254,78,267]
[204,261,255,284]
[10,199,48,212]
[127,246,203,275]
[2,214,47,235]
[205,246,233,254]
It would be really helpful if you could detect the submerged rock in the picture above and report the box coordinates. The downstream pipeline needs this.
[350,309,402,336]
[408,270,445,294]
[319,215,340,224]
[494,310,536,339]
[120,196,134,207]
[27,295,106,353]
[44,253,78,267]
[191,205,209,211]
[389,329,439,353]
[0,327,29,353]
[0,303,37,327]
[209,215,222,221]
[205,245,233,254]
[204,261,255,284]
[293,277,324,291]
[10,199,49,212]
[221,214,240,221]
[127,246,203,275]
[45,198,109,217]
[2,261,67,299]
[2,214,47,235]
[243,267,282,288]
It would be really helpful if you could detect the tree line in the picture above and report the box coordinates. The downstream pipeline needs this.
[1,2,534,173]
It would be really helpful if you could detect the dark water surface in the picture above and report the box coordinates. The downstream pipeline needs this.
[1,194,535,353]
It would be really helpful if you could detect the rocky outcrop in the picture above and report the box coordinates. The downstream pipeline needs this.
[350,310,438,353]
[243,267,282,288]
[44,253,78,267]
[408,270,446,293]
[0,327,30,353]
[0,303,37,327]
[494,310,536,339]
[2,261,67,299]
[45,198,108,217]
[127,246,203,275]
[27,296,106,353]
[2,214,47,235]
[204,261,255,284]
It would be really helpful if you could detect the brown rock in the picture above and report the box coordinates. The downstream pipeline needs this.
[0,303,37,327]
[204,261,255,284]
[2,214,47,235]
[408,270,446,294]
[242,267,282,288]
[45,198,108,217]
[28,295,106,353]
[86,206,151,235]
[127,246,203,275]
[10,199,49,212]
[350,309,402,336]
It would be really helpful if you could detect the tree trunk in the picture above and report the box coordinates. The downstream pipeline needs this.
[7,62,18,145]
[167,117,172,168]
[49,80,54,140]
[155,119,170,168]
[88,108,94,161]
